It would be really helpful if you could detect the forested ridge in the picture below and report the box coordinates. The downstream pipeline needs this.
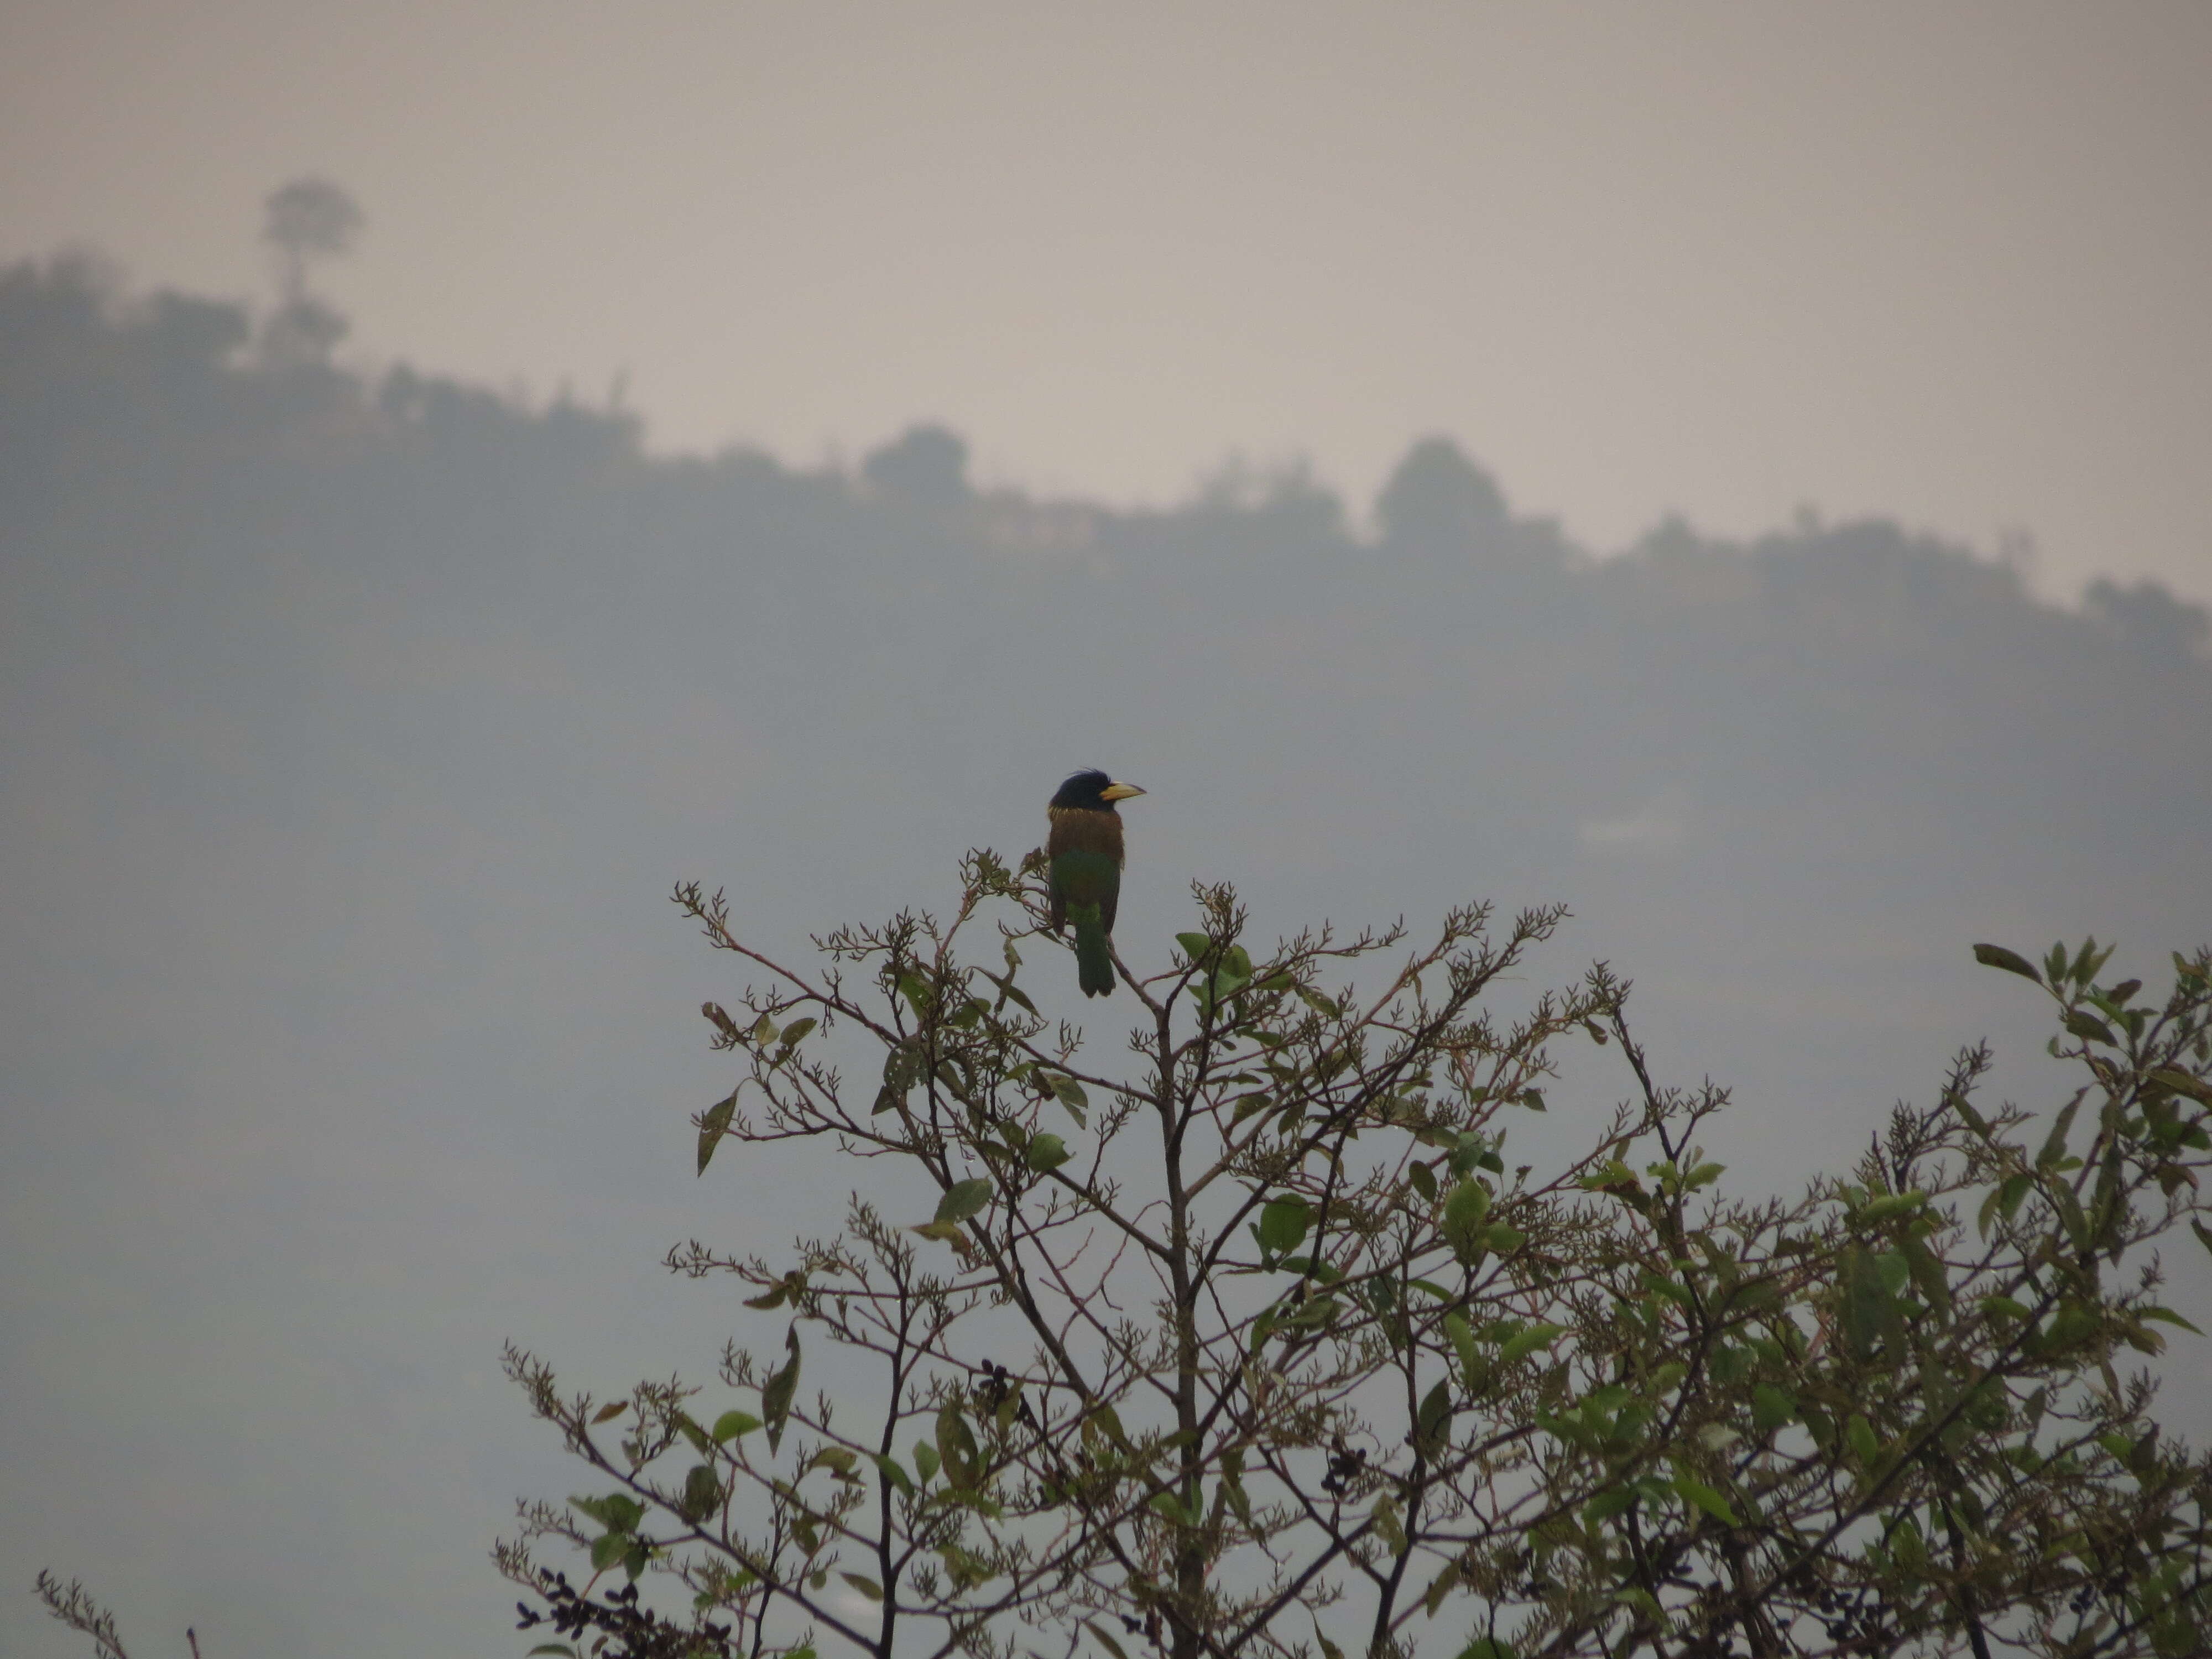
[8,254,2206,927]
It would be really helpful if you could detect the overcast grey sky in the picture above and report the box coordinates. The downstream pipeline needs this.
[4,1,2209,601]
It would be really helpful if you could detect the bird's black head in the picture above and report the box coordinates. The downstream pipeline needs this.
[1051,769,1146,812]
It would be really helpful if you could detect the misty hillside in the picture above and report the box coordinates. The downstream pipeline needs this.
[6,257,2212,1657]
[8,254,2207,1056]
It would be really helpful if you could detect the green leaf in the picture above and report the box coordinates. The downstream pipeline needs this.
[1230,1090,1275,1125]
[873,1044,920,1115]
[993,1379,1027,1433]
[936,1398,979,1490]
[1026,1132,1073,1172]
[1369,1494,1407,1552]
[570,1491,644,1533]
[2038,1097,2083,1170]
[697,1089,739,1175]
[979,964,1039,1016]
[1414,1379,1453,1455]
[1050,1074,1089,1127]
[936,1178,993,1225]
[1859,1190,1926,1223]
[2151,1066,2212,1106]
[711,1409,763,1443]
[1256,1194,1312,1256]
[895,972,930,1015]
[1873,1250,1910,1296]
[1442,1311,1483,1386]
[912,1439,940,1484]
[1583,1486,1635,1524]
[1499,1322,1565,1366]
[1442,1180,1492,1261]
[778,1016,817,1048]
[527,1647,580,1658]
[1176,931,1213,960]
[1838,1247,1896,1363]
[1279,1254,1344,1285]
[570,1494,619,1528]
[1218,1446,1254,1527]
[839,1572,883,1601]
[870,1452,915,1495]
[1420,1559,1461,1617]
[2139,1305,2204,1334]
[1845,1413,1880,1467]
[2065,1010,2117,1046]
[680,1463,724,1522]
[1751,1384,1796,1431]
[1973,943,2042,983]
[761,1327,801,1455]
[592,1400,628,1423]
[1457,1639,1516,1659]
[1149,1489,1200,1526]
[1086,1622,1134,1659]
[1086,1402,1131,1449]
[1672,1474,1739,1527]
[1901,1235,1954,1317]
[1407,1161,1437,1202]
[590,1530,629,1571]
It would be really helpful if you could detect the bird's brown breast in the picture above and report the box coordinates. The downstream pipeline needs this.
[1046,806,1126,864]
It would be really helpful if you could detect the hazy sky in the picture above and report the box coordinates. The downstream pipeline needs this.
[8,14,2212,1652]
[6,2,2210,600]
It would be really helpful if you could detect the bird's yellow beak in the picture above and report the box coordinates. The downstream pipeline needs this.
[1099,781,1146,801]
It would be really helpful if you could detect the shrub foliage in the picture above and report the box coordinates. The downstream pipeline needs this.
[496,854,2212,1659]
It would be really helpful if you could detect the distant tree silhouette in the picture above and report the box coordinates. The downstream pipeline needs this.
[262,177,363,302]
[1375,437,1509,551]
[863,425,971,510]
[2085,578,2210,667]
[259,177,362,368]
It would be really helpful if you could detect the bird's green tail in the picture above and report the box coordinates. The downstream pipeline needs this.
[1071,902,1114,998]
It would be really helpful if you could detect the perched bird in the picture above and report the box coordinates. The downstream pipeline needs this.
[1047,769,1146,998]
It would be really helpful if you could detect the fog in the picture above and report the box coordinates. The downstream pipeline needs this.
[3,249,2210,1655]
